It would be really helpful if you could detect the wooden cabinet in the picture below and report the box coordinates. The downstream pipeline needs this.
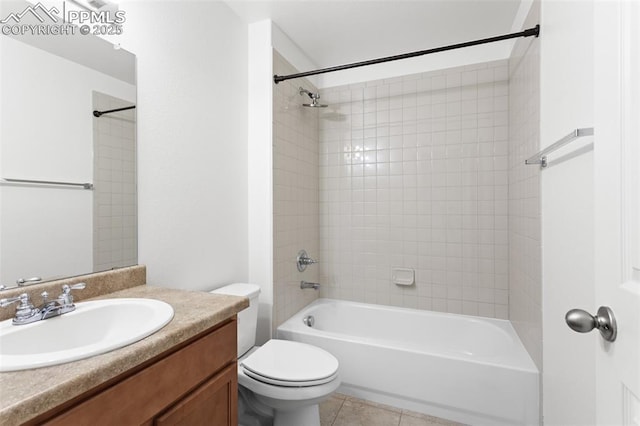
[155,364,237,426]
[36,318,238,426]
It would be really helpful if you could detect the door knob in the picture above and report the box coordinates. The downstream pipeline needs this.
[565,306,617,342]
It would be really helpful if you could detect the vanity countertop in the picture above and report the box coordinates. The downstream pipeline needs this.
[0,285,248,426]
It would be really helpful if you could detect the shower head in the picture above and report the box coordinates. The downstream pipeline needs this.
[299,87,328,108]
[303,98,328,108]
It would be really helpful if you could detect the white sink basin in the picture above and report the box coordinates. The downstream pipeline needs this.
[0,298,174,372]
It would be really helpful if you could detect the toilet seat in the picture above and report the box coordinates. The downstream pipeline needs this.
[238,365,341,405]
[241,340,339,388]
[243,368,339,387]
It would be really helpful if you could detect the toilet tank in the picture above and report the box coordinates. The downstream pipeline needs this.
[210,283,260,358]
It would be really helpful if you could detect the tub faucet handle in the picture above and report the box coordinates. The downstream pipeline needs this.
[297,249,318,272]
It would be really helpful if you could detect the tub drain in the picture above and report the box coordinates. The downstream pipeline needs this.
[303,315,315,327]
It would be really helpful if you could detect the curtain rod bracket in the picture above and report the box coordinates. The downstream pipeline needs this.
[273,25,541,84]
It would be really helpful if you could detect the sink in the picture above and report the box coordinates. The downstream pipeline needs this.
[0,298,174,372]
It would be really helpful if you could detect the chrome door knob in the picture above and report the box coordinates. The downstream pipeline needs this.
[565,306,617,342]
[565,309,598,332]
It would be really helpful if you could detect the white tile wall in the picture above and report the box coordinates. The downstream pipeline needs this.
[272,51,320,329]
[508,2,542,370]
[319,61,509,319]
[92,92,137,272]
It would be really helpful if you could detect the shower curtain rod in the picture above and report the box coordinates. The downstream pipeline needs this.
[93,105,136,117]
[273,25,540,84]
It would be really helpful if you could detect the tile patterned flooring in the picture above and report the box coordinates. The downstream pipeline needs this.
[319,394,466,426]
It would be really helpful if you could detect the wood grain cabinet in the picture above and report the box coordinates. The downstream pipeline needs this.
[154,363,236,426]
[36,318,238,426]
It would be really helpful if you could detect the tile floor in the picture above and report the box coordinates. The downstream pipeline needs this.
[319,394,466,426]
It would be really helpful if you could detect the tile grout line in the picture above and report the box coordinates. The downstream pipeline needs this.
[330,398,345,426]
[327,394,462,426]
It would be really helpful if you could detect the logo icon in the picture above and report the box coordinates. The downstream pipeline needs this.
[0,2,59,24]
[1,1,126,36]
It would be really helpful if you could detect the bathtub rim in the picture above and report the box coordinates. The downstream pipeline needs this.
[277,297,539,374]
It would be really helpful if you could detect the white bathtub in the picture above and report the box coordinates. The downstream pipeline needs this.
[277,299,539,426]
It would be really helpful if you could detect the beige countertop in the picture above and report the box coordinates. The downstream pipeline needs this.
[0,285,248,426]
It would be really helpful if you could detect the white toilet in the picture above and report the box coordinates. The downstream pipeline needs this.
[211,283,340,426]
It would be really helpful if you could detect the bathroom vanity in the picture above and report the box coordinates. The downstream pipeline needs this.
[41,318,237,425]
[0,269,248,426]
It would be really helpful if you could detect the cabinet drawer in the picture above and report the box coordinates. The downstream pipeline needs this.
[44,319,236,425]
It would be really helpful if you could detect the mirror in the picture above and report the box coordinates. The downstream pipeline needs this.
[0,0,136,288]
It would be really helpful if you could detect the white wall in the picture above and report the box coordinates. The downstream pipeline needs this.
[247,19,321,343]
[0,36,135,285]
[539,1,595,425]
[317,43,512,89]
[113,1,249,290]
[271,23,319,88]
[248,19,274,343]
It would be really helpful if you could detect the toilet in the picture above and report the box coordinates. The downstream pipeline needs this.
[211,283,340,426]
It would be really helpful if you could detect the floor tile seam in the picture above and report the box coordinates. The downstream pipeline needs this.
[330,398,346,426]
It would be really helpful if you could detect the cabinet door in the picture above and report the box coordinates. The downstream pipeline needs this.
[40,320,236,426]
[155,363,238,426]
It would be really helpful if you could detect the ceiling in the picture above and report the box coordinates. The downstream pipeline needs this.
[226,0,523,69]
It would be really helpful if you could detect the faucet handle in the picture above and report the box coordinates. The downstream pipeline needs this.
[296,250,318,272]
[1,293,37,323]
[59,283,86,305]
[64,283,87,292]
[0,293,30,308]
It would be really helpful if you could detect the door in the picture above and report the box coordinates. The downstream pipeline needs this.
[594,0,640,424]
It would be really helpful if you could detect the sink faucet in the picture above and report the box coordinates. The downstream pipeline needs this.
[300,280,320,290]
[0,283,86,325]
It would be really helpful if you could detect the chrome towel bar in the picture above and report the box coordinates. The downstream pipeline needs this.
[2,178,94,190]
[525,127,594,168]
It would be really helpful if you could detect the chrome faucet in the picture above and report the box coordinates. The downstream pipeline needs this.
[0,283,86,325]
[300,280,320,290]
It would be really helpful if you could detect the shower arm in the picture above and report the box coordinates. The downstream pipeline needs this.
[299,87,320,100]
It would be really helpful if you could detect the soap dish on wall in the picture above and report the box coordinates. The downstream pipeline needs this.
[392,268,415,286]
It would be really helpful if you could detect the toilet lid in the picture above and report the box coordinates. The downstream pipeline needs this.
[241,340,339,386]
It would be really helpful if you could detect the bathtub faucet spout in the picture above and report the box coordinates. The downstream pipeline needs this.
[300,281,320,290]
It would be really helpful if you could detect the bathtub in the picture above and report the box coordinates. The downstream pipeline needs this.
[277,299,539,426]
